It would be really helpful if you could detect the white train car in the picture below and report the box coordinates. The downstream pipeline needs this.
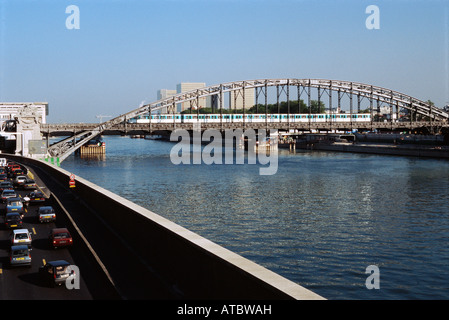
[133,113,371,124]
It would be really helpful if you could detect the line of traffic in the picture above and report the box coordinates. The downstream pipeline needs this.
[0,158,77,290]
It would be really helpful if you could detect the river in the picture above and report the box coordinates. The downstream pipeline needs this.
[60,135,449,299]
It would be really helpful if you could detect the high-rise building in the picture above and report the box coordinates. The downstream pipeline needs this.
[176,82,207,112]
[157,89,177,100]
[157,82,217,113]
[229,88,255,110]
[157,89,177,113]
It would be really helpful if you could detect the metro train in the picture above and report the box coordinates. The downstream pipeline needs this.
[130,113,371,124]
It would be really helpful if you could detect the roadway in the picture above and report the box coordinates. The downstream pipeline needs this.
[0,163,118,300]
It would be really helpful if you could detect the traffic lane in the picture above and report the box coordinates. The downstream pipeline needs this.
[0,202,91,299]
[0,193,92,299]
[17,164,120,299]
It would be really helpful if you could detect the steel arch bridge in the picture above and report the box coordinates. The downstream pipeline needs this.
[47,78,449,161]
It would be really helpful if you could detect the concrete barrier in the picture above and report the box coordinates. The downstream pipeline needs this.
[3,154,324,300]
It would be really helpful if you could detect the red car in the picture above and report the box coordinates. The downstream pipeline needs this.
[49,228,73,248]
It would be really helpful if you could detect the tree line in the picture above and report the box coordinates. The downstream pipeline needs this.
[182,100,327,114]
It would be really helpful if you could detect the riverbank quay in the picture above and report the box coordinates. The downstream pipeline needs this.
[287,141,449,159]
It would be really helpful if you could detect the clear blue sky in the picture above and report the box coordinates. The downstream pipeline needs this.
[1,0,448,123]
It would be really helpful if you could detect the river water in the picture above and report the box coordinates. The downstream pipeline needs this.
[60,135,449,299]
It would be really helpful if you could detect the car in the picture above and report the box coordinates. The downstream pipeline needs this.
[5,212,23,229]
[38,206,56,223]
[23,179,37,190]
[1,189,18,203]
[39,260,75,287]
[9,245,32,267]
[0,173,8,182]
[27,191,46,203]
[49,228,73,248]
[13,175,28,187]
[0,181,14,192]
[5,197,24,215]
[10,229,32,248]
[8,167,23,178]
[8,164,21,173]
[11,169,24,178]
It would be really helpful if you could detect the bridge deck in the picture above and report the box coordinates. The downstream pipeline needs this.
[41,121,448,136]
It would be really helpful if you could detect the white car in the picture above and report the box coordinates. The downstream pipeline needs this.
[10,229,32,248]
[1,189,17,203]
[13,175,28,187]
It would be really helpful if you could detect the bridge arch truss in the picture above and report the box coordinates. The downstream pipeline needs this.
[138,79,448,120]
[47,78,448,160]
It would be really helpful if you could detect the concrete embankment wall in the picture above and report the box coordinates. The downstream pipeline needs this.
[3,154,324,300]
[308,143,449,159]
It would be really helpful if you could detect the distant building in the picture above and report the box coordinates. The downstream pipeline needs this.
[158,82,231,113]
[229,88,255,110]
[157,89,177,113]
[176,82,207,112]
[157,89,177,100]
